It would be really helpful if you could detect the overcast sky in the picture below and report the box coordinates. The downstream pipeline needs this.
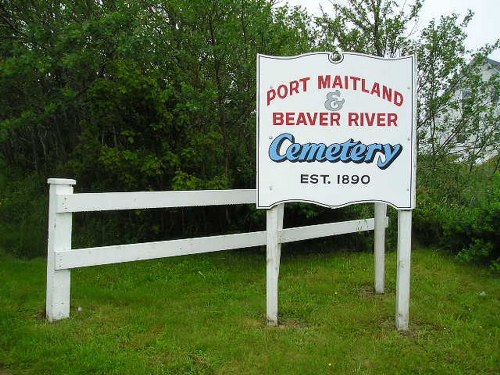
[283,0,500,61]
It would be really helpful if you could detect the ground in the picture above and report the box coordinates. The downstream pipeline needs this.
[0,247,498,374]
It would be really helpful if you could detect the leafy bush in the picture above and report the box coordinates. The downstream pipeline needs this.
[452,174,499,269]
[0,171,47,258]
[414,156,499,270]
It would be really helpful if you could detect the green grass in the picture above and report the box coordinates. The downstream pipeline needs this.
[0,246,498,374]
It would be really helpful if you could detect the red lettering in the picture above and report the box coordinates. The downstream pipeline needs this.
[267,89,276,106]
[382,86,392,102]
[289,80,299,95]
[272,112,343,126]
[388,113,398,126]
[330,112,340,126]
[277,85,288,99]
[266,77,311,105]
[299,77,310,92]
[317,75,331,89]
[296,112,306,125]
[348,112,359,126]
[377,113,386,126]
[319,112,328,126]
[365,112,376,126]
[348,112,397,126]
[371,82,380,96]
[332,75,343,89]
[306,112,318,125]
[273,112,284,125]
[351,76,361,90]
[361,79,370,93]
[394,91,404,106]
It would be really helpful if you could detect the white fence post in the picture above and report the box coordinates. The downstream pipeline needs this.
[266,203,284,326]
[396,209,412,330]
[374,203,387,294]
[46,178,76,322]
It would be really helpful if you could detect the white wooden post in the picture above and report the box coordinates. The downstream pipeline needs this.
[46,178,76,322]
[266,203,284,326]
[374,203,387,294]
[396,209,412,330]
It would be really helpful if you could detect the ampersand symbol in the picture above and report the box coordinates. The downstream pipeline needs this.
[324,90,345,111]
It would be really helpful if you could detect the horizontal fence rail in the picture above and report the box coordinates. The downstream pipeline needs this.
[54,218,384,270]
[56,231,267,270]
[46,178,397,328]
[56,189,256,213]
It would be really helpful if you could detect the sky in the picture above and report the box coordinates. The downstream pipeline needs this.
[283,0,500,61]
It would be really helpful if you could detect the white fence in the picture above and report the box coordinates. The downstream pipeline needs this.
[46,178,412,330]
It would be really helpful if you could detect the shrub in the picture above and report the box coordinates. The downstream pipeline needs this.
[453,174,499,269]
[414,156,499,270]
[0,172,48,258]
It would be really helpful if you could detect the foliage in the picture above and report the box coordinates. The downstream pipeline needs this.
[0,0,314,189]
[0,0,498,266]
[414,156,499,269]
[0,0,315,256]
[315,0,422,57]
[451,172,499,270]
[407,12,499,268]
[0,163,47,258]
[412,13,500,166]
[315,0,499,267]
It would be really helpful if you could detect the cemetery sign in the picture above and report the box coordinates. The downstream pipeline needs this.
[257,52,416,209]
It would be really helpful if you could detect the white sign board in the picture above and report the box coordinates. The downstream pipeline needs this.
[257,52,416,209]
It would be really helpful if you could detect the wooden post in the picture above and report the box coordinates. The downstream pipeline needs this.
[396,209,412,330]
[46,178,76,322]
[374,203,387,294]
[266,204,284,326]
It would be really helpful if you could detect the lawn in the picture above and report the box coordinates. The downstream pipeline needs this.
[0,246,498,374]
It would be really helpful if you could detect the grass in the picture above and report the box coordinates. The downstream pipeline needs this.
[0,245,498,374]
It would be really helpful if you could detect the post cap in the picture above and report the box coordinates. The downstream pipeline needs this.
[47,178,77,185]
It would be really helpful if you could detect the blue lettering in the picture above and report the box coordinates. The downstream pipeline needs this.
[300,143,327,162]
[268,133,403,169]
[350,144,367,163]
[377,144,403,169]
[268,133,294,162]
[325,144,341,162]
[365,143,383,162]
[286,143,303,162]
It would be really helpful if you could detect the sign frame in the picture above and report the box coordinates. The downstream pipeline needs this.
[256,51,417,210]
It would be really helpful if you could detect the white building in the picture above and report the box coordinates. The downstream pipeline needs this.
[453,58,499,163]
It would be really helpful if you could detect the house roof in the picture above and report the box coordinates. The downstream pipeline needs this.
[486,58,500,73]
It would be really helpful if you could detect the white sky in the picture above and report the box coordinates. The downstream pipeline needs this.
[283,0,500,61]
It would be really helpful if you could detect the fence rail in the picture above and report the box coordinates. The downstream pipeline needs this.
[56,189,256,213]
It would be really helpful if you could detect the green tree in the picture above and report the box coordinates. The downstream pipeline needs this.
[315,0,499,266]
[413,13,499,167]
[315,0,422,57]
[0,0,315,256]
[0,0,314,190]
[315,0,499,166]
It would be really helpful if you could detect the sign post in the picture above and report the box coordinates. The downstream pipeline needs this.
[256,52,416,330]
[266,203,284,326]
[374,202,387,294]
[396,209,413,330]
